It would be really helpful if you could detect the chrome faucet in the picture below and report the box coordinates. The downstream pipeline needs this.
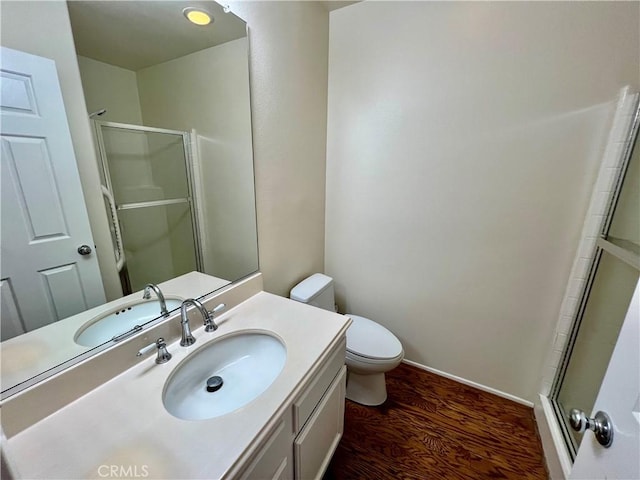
[143,283,169,317]
[179,299,202,346]
[180,299,226,339]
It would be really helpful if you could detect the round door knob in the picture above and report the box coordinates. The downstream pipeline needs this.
[77,245,92,255]
[569,408,614,448]
[569,408,589,432]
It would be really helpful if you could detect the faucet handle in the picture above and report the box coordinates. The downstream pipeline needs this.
[204,303,226,332]
[208,303,226,316]
[136,338,172,364]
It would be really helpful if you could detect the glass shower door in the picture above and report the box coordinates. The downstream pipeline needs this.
[551,104,640,458]
[96,122,201,293]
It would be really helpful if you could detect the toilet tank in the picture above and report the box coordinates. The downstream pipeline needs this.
[289,273,336,312]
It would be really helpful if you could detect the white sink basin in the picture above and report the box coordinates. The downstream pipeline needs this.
[163,332,286,421]
[74,298,183,347]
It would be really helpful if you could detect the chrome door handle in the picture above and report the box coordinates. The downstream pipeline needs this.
[569,408,613,447]
[77,244,92,255]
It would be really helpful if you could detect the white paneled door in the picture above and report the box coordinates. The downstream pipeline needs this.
[0,47,105,340]
[570,280,640,480]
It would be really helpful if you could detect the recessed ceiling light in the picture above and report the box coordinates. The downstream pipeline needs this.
[183,7,213,26]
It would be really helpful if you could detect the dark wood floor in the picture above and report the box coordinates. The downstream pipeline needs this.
[325,363,548,480]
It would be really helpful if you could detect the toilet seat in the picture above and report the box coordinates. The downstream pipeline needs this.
[345,314,403,361]
[346,349,403,366]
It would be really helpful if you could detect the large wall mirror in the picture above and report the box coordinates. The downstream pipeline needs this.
[0,1,258,397]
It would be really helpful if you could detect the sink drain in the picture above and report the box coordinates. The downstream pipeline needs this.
[206,376,224,392]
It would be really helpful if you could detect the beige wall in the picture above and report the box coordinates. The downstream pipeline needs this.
[1,1,122,301]
[76,56,143,125]
[228,1,329,296]
[326,1,640,402]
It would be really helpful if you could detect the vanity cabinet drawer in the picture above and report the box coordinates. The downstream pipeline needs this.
[239,415,294,480]
[294,365,346,480]
[293,339,346,433]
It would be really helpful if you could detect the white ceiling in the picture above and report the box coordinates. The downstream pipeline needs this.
[68,1,247,71]
[322,1,359,12]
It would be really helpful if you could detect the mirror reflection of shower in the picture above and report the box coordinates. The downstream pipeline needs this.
[92,121,202,295]
[71,0,258,303]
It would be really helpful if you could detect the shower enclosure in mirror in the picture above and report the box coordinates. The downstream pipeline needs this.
[550,99,640,459]
[0,0,258,398]
[95,122,202,295]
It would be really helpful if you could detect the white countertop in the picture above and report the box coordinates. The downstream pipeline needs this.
[4,291,350,479]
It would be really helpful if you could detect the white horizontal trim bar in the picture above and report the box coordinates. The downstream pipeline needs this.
[95,120,188,136]
[117,198,190,211]
[598,236,640,270]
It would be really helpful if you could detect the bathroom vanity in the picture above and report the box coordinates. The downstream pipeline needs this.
[1,273,351,479]
[239,342,346,480]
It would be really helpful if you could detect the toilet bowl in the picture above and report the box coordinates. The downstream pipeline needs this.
[290,274,404,406]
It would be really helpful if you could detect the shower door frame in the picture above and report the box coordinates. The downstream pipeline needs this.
[548,99,640,461]
[93,121,204,280]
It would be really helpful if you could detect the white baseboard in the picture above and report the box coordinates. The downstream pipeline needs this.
[401,359,534,408]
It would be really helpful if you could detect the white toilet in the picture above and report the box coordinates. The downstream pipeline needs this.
[290,273,404,406]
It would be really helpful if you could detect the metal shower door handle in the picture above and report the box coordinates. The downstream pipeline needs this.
[77,245,92,255]
[569,408,614,448]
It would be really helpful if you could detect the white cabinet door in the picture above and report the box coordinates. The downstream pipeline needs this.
[294,366,347,480]
[239,416,294,480]
[0,47,105,337]
[570,280,640,480]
